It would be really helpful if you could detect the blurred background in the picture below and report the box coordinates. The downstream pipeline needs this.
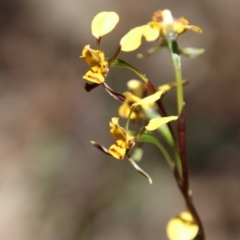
[0,0,240,239]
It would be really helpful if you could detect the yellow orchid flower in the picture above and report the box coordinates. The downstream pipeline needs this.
[118,92,142,119]
[126,79,146,97]
[118,80,148,120]
[80,45,109,84]
[118,79,189,120]
[109,117,135,160]
[81,12,119,84]
[145,9,202,41]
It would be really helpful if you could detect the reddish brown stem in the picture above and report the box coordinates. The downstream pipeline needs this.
[178,103,189,189]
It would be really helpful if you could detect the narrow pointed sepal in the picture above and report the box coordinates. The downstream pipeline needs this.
[90,141,111,156]
[128,157,152,184]
[179,48,205,58]
[103,83,126,101]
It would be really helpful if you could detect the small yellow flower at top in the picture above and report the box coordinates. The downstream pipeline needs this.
[145,9,202,41]
[80,12,119,84]
[108,117,135,160]
[80,44,109,84]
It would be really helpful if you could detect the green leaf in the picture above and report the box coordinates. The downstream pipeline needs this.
[138,133,161,145]
[138,134,175,170]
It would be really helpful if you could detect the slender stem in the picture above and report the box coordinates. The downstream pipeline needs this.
[125,107,134,131]
[167,41,184,115]
[108,45,121,66]
[178,104,189,189]
[96,37,101,50]
[167,40,185,184]
[180,185,205,240]
[167,41,205,239]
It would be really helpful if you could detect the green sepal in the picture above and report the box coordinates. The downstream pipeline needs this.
[128,157,153,184]
[179,48,205,57]
[137,44,163,59]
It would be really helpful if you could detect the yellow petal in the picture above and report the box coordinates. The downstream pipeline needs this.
[188,25,203,33]
[132,91,163,107]
[127,80,145,97]
[178,17,189,26]
[110,117,119,125]
[120,26,146,52]
[80,45,105,67]
[118,102,137,119]
[166,212,199,240]
[124,92,142,103]
[127,79,142,90]
[83,70,105,84]
[110,117,126,140]
[143,25,160,41]
[109,140,127,160]
[91,12,119,38]
[145,116,178,131]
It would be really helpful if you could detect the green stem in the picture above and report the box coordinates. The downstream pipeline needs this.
[167,41,205,239]
[167,40,185,178]
[96,37,101,50]
[167,41,184,115]
[125,107,134,131]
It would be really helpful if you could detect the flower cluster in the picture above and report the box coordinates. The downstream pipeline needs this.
[81,10,202,85]
[81,9,204,240]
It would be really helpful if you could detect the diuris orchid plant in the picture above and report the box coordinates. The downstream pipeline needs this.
[80,9,205,240]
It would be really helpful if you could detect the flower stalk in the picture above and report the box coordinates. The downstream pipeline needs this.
[167,40,184,115]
